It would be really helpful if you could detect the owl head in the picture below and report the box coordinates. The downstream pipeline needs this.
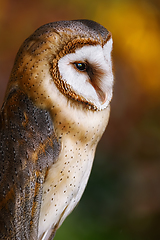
[8,20,113,111]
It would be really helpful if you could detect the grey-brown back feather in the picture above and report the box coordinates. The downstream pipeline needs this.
[0,88,60,239]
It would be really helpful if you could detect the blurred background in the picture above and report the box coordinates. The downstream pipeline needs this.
[0,0,160,239]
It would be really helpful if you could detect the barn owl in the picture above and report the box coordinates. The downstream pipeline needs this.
[0,20,113,240]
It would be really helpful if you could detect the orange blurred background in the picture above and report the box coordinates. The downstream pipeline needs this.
[0,0,160,239]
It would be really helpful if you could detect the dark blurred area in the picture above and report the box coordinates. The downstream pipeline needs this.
[0,0,160,239]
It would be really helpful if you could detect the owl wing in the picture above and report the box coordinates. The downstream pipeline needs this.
[0,88,60,239]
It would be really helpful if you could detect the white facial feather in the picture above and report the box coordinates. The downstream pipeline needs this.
[58,38,113,110]
[103,37,113,64]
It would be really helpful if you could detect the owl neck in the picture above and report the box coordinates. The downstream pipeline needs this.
[49,96,110,150]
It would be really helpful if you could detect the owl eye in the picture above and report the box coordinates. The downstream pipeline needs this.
[74,62,87,71]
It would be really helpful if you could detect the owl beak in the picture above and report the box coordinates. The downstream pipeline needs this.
[87,66,108,105]
[93,84,108,105]
[101,93,108,104]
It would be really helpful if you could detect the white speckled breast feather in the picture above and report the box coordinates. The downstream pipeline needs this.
[38,94,110,239]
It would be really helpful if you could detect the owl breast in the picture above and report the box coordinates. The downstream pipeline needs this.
[38,98,110,239]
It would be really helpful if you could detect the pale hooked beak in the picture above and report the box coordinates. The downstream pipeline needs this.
[91,81,108,105]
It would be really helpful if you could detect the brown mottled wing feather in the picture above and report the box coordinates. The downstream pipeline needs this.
[0,88,60,239]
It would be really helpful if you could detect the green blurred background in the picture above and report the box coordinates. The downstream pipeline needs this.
[0,0,160,239]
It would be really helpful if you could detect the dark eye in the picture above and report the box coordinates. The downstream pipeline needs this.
[74,62,87,71]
